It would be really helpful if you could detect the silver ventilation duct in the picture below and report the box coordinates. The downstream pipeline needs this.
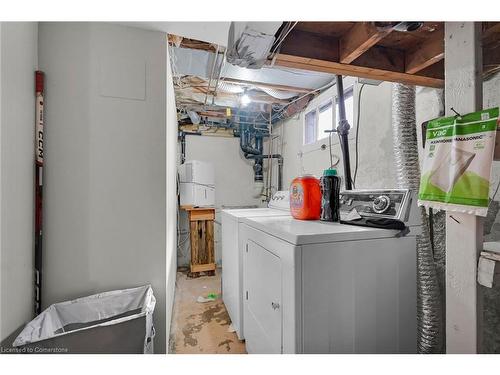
[226,22,282,69]
[217,81,245,94]
[391,83,443,353]
[259,87,299,100]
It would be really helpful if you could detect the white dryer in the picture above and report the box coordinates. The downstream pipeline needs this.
[221,191,290,340]
[240,189,420,354]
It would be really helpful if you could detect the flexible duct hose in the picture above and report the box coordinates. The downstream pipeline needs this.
[391,83,443,353]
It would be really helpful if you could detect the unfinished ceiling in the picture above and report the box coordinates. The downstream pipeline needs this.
[169,21,500,133]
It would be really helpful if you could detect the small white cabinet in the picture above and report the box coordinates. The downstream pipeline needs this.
[244,240,282,353]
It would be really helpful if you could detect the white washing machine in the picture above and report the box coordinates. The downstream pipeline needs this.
[240,189,420,354]
[221,191,290,340]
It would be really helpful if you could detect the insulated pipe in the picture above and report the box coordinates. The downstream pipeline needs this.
[254,135,264,183]
[246,153,284,192]
[239,127,261,155]
[391,83,443,353]
[238,121,284,195]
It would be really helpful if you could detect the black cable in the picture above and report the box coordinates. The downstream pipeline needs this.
[353,83,366,187]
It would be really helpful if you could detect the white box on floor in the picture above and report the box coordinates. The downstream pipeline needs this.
[180,182,215,207]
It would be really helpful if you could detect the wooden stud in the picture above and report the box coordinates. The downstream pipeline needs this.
[340,22,394,64]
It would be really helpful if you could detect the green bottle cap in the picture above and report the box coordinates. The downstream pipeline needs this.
[323,168,337,176]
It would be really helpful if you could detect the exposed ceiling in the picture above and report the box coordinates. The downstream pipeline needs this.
[170,21,500,133]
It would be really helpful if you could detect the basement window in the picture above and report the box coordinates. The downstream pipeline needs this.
[303,86,354,145]
[317,100,334,138]
[304,109,317,145]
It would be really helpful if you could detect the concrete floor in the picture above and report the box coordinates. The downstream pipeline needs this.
[169,268,247,354]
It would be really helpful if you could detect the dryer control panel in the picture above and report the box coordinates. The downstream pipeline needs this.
[268,190,290,211]
[339,189,412,221]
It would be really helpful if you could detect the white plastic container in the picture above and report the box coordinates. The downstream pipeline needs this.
[179,160,215,207]
[178,160,215,185]
[180,182,215,207]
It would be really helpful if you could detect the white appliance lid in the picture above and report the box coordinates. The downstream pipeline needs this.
[222,207,290,220]
[241,216,401,245]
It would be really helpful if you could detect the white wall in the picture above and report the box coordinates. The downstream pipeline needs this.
[273,78,397,191]
[0,22,38,344]
[177,135,263,266]
[119,22,231,47]
[165,44,178,352]
[38,23,167,353]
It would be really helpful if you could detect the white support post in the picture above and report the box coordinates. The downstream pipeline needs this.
[444,22,483,354]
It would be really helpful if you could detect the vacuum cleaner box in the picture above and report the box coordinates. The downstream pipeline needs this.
[418,107,499,216]
[180,182,215,207]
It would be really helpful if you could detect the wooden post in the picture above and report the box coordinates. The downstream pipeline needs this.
[444,22,483,354]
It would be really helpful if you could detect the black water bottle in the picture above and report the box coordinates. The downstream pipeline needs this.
[320,168,341,222]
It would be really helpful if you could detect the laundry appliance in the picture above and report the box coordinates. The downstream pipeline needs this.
[240,189,420,354]
[221,190,290,340]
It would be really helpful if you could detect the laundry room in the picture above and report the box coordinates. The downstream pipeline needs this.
[168,22,500,354]
[1,11,500,370]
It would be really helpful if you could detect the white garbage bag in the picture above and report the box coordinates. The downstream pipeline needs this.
[13,285,156,354]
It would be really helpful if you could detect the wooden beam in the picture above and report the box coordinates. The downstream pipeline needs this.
[405,30,445,74]
[274,53,444,88]
[340,22,394,64]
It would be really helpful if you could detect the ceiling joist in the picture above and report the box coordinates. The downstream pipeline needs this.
[340,22,394,64]
[220,77,313,94]
[405,29,445,74]
[274,54,445,88]
[278,28,444,88]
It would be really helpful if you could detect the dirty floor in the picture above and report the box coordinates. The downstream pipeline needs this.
[169,268,247,354]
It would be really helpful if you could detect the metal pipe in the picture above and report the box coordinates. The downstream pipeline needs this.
[180,131,186,164]
[204,44,220,106]
[336,75,346,122]
[335,75,353,190]
[277,156,283,191]
[245,154,282,160]
[211,49,226,106]
[391,83,443,353]
[266,106,273,200]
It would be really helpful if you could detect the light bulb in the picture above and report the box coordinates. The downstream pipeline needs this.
[240,94,251,106]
